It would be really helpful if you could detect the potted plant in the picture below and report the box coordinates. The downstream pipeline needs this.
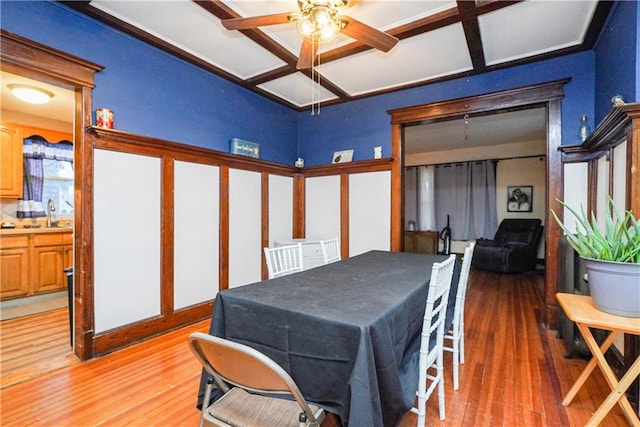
[552,197,640,318]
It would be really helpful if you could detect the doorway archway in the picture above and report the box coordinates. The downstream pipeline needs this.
[1,29,103,360]
[388,79,569,329]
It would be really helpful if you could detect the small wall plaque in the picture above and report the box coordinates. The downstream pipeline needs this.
[230,138,259,159]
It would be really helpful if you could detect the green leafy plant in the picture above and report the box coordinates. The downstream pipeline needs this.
[551,197,640,263]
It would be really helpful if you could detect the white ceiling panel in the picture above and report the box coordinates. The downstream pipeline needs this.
[257,73,339,108]
[91,0,286,78]
[479,1,597,66]
[317,23,472,96]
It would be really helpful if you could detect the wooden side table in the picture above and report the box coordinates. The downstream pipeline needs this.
[556,293,640,427]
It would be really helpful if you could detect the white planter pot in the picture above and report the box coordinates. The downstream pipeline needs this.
[583,257,640,318]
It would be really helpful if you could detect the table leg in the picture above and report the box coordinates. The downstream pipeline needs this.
[562,329,617,406]
[576,323,638,424]
[585,355,640,427]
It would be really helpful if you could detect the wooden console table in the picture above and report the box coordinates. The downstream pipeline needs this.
[556,293,640,427]
[404,230,438,254]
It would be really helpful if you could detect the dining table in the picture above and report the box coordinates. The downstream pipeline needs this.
[196,250,460,427]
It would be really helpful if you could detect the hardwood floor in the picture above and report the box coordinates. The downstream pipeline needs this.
[0,268,633,426]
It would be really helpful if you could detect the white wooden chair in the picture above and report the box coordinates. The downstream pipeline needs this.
[264,244,303,279]
[189,332,325,427]
[443,242,475,390]
[319,237,341,264]
[411,254,457,426]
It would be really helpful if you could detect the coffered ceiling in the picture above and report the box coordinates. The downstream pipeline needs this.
[64,0,613,111]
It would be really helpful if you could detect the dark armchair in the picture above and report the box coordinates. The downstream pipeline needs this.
[471,219,544,273]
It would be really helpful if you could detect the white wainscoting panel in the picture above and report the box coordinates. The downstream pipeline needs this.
[268,174,293,246]
[612,140,627,212]
[228,169,262,288]
[349,171,391,256]
[596,155,609,227]
[305,175,341,240]
[563,162,588,233]
[173,161,220,309]
[94,149,161,333]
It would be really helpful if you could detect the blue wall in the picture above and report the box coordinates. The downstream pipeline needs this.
[0,1,299,165]
[2,1,637,168]
[594,0,639,123]
[298,52,596,166]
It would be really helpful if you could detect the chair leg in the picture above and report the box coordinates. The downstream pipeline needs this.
[415,393,426,427]
[437,352,446,420]
[414,365,427,427]
[460,329,465,365]
[452,336,460,391]
[200,377,214,427]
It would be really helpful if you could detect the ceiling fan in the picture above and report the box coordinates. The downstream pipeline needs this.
[221,0,399,70]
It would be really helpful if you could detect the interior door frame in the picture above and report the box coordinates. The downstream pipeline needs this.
[388,79,570,329]
[0,29,104,360]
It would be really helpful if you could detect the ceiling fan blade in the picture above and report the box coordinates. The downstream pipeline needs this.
[221,13,294,31]
[340,16,398,52]
[297,38,318,70]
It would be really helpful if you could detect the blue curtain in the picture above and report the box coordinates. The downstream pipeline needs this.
[434,160,497,240]
[17,135,73,218]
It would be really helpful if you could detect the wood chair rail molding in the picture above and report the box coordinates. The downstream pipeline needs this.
[387,79,570,331]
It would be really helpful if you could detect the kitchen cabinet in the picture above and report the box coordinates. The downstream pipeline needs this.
[0,123,23,198]
[0,229,72,300]
[32,233,68,294]
[404,231,439,255]
[0,235,30,299]
[0,121,73,199]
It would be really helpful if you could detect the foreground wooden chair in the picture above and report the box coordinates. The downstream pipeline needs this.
[189,332,325,427]
[411,254,457,427]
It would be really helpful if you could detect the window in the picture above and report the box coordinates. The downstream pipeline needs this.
[43,158,73,216]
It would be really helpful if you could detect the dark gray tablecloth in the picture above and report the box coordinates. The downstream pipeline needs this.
[197,250,459,427]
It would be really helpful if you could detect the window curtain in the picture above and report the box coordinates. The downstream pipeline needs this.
[17,135,73,218]
[434,160,497,240]
[417,165,436,231]
[404,167,418,228]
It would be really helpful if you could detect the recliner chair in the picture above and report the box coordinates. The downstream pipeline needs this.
[471,219,543,273]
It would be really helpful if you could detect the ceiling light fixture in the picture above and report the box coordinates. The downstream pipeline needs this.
[295,0,344,115]
[296,1,342,43]
[8,84,54,104]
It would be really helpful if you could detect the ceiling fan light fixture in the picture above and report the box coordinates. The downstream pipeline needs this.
[8,84,54,104]
[297,4,342,43]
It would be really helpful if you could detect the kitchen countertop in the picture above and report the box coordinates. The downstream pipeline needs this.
[0,226,73,236]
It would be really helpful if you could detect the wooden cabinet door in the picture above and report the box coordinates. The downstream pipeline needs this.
[0,123,23,198]
[0,236,29,299]
[32,233,66,294]
[32,245,64,294]
[63,244,73,269]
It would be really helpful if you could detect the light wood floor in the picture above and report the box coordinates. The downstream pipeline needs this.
[0,268,633,426]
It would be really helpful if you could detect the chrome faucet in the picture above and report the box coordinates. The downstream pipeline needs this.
[47,198,56,227]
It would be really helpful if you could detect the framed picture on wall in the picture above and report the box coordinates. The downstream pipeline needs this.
[332,149,354,164]
[507,186,533,212]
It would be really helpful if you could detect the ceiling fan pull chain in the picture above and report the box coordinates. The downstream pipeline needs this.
[316,49,321,115]
[311,34,317,115]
